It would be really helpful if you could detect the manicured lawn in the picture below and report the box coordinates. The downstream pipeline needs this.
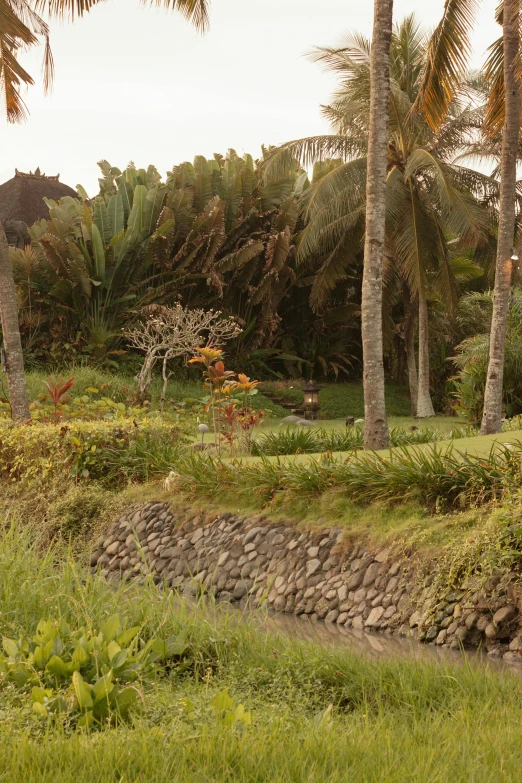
[260,381,412,419]
[228,425,518,466]
[257,415,465,433]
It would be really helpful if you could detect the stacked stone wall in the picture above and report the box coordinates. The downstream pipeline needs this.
[91,501,522,663]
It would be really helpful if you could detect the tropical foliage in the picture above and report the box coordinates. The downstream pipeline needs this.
[263,15,496,415]
[453,289,522,422]
[5,13,522,423]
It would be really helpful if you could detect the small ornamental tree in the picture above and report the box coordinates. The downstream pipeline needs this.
[125,305,241,404]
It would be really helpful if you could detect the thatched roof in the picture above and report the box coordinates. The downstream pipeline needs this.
[0,168,77,227]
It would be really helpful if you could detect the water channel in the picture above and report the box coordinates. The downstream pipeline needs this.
[224,602,521,673]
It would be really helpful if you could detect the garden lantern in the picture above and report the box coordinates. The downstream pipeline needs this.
[303,380,321,420]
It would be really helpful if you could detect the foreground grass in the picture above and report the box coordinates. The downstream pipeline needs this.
[1,524,522,782]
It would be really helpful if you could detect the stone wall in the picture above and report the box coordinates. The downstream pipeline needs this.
[90,501,522,664]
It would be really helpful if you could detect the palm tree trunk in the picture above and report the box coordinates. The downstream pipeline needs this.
[404,306,418,418]
[362,0,393,450]
[416,281,435,418]
[0,224,30,421]
[480,0,521,435]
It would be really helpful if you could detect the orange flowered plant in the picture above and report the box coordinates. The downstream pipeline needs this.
[206,361,236,389]
[188,347,224,367]
[189,350,263,453]
[235,374,261,394]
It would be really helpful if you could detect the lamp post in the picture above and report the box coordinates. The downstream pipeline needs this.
[303,380,321,421]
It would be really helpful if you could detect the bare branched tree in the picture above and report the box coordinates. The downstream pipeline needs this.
[125,305,242,405]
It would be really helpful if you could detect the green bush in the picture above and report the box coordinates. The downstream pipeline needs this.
[453,290,522,422]
[251,424,471,456]
[0,418,189,488]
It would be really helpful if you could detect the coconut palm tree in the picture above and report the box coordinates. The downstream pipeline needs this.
[0,0,209,419]
[264,15,492,422]
[415,0,522,433]
[480,0,520,433]
[360,0,394,449]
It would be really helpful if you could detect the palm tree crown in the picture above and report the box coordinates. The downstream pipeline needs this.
[265,15,494,415]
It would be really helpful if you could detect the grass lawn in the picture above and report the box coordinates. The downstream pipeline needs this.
[256,415,465,433]
[260,381,412,419]
[226,426,517,465]
[2,524,522,783]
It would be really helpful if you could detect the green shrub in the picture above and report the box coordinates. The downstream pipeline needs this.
[0,418,189,488]
[49,485,114,538]
[250,424,472,457]
[452,290,522,422]
[251,427,326,456]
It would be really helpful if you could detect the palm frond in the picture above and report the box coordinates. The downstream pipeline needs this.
[414,0,479,130]
[309,238,359,311]
[141,0,210,32]
[404,148,489,243]
[483,34,505,136]
[0,0,36,121]
[262,136,365,182]
[33,0,104,20]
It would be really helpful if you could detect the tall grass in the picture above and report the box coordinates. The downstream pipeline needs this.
[1,524,522,781]
[251,424,473,456]
[175,442,522,510]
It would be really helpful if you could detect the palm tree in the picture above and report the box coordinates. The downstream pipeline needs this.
[415,0,522,433]
[264,16,491,422]
[360,0,394,449]
[480,0,520,433]
[0,0,209,419]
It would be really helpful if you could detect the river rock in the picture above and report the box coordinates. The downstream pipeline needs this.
[493,605,517,625]
[365,606,384,627]
[306,559,321,578]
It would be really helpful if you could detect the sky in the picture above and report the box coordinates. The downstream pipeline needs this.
[1,0,499,194]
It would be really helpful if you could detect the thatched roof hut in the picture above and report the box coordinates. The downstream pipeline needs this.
[0,168,77,227]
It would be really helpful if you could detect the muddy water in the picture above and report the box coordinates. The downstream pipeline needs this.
[261,611,477,664]
[231,605,520,672]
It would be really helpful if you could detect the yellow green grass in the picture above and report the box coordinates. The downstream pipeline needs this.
[233,427,522,465]
[2,523,522,783]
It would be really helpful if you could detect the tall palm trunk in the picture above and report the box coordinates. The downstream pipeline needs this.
[481,0,521,435]
[0,225,30,420]
[416,279,435,418]
[404,304,418,418]
[362,0,393,450]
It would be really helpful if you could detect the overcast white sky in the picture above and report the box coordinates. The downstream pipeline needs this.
[0,0,499,193]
